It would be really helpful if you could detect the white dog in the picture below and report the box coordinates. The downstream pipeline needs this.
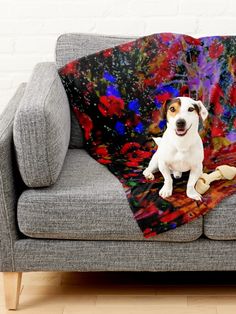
[143,97,208,201]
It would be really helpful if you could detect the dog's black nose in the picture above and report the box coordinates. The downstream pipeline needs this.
[176,119,186,129]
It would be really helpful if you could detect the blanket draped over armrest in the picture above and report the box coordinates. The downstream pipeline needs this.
[59,33,236,238]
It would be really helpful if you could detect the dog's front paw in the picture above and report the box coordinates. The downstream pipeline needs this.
[143,168,154,181]
[159,184,173,199]
[187,188,202,201]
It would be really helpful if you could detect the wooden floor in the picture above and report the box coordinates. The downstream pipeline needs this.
[1,271,236,313]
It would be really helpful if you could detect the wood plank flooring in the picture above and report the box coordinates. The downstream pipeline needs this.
[1,271,236,313]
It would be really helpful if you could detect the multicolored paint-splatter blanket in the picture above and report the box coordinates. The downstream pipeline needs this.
[59,33,236,238]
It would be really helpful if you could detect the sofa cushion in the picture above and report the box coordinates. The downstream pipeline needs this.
[17,149,203,242]
[204,194,236,240]
[13,63,71,187]
[56,33,136,149]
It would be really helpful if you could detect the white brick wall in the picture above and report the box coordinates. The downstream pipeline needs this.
[1,0,236,111]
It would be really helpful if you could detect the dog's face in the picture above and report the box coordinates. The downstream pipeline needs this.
[161,97,208,137]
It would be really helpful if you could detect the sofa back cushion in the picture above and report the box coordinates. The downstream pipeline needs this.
[13,63,71,188]
[55,33,136,148]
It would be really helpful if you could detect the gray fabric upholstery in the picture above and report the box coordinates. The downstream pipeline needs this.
[0,83,26,272]
[13,62,71,188]
[204,194,236,240]
[56,33,136,149]
[14,238,236,272]
[17,149,203,242]
[56,33,136,69]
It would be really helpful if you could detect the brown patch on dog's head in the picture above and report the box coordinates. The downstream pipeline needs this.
[161,98,181,121]
[167,100,181,121]
[193,104,200,116]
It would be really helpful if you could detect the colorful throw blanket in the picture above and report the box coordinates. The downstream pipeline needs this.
[59,33,236,238]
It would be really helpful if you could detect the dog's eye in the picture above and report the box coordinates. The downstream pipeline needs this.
[188,107,195,112]
[169,107,176,112]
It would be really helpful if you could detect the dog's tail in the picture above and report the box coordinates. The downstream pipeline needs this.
[152,137,162,146]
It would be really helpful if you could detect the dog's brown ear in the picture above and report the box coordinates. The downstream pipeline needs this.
[160,99,172,120]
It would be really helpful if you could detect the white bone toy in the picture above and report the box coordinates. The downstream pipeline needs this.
[195,165,236,194]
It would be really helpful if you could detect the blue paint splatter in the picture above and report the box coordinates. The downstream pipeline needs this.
[128,99,141,114]
[170,222,177,229]
[159,120,166,130]
[156,84,179,97]
[134,122,144,134]
[106,85,121,97]
[104,71,116,83]
[223,109,231,119]
[115,121,125,135]
[154,98,162,109]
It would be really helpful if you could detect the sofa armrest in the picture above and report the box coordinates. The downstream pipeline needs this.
[0,83,27,271]
[13,62,71,188]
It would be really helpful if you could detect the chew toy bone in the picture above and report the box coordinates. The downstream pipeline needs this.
[195,165,236,195]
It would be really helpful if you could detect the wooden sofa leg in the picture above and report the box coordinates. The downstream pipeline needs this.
[3,272,22,310]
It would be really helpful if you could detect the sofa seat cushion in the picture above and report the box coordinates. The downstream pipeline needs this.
[204,194,236,240]
[17,149,203,242]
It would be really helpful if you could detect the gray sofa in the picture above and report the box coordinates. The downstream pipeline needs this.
[0,33,236,310]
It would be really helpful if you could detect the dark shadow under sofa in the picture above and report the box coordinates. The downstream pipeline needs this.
[0,33,235,310]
